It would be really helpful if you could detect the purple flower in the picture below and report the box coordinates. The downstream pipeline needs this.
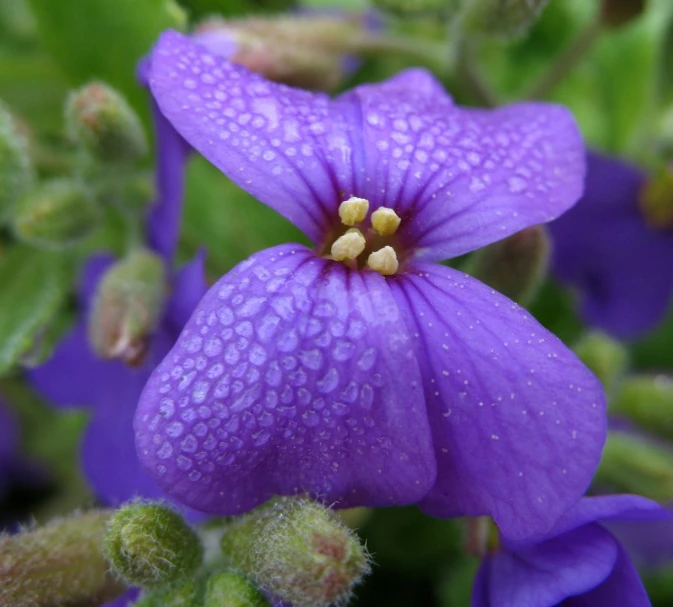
[473,494,670,607]
[549,151,673,339]
[27,94,209,509]
[135,31,606,540]
[0,398,18,498]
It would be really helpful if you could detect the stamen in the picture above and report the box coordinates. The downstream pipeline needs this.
[367,246,398,276]
[331,229,366,261]
[338,197,369,226]
[371,207,401,236]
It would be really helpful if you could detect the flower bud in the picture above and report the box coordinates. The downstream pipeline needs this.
[104,502,203,588]
[88,249,166,366]
[12,178,100,249]
[466,225,549,305]
[595,431,673,502]
[639,166,673,228]
[134,577,205,607]
[573,332,629,395]
[204,571,270,607]
[0,509,126,607]
[0,101,33,223]
[600,0,646,29]
[220,497,371,607]
[611,375,673,441]
[194,14,369,91]
[66,81,147,164]
[460,0,550,39]
[373,0,463,16]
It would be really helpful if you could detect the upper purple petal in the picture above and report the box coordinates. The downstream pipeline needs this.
[149,31,584,259]
[340,80,585,261]
[135,244,437,514]
[485,524,619,607]
[562,542,653,607]
[506,494,671,550]
[549,151,673,338]
[388,263,606,540]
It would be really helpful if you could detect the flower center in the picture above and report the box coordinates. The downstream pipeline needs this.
[323,197,403,276]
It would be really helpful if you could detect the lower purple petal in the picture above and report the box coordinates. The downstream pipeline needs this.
[389,263,606,540]
[135,244,436,514]
[562,543,652,607]
[489,524,618,607]
[472,557,493,607]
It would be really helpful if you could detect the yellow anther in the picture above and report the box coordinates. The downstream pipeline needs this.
[367,246,398,276]
[331,229,366,261]
[371,207,401,236]
[338,197,369,226]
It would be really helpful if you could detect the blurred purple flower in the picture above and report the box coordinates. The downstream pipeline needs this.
[27,93,209,509]
[0,398,18,499]
[473,494,669,607]
[135,31,606,541]
[549,151,673,339]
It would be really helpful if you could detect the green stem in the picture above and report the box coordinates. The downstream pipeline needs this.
[527,19,603,99]
[350,33,451,74]
[455,39,499,107]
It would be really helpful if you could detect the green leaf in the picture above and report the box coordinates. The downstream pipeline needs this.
[0,244,70,375]
[25,0,186,119]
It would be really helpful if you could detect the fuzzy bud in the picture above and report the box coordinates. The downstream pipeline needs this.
[12,178,100,249]
[595,430,673,502]
[66,81,147,164]
[611,375,673,441]
[600,0,646,29]
[573,332,629,395]
[0,101,33,223]
[0,509,125,607]
[89,249,166,366]
[639,166,673,228]
[133,577,205,607]
[220,497,371,607]
[461,0,550,38]
[467,225,549,305]
[104,502,203,588]
[194,15,369,91]
[204,571,270,607]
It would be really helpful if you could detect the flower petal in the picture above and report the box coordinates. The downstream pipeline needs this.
[342,81,584,261]
[146,100,192,262]
[135,244,436,514]
[149,31,360,244]
[488,524,618,607]
[389,263,606,540]
[472,557,493,607]
[549,151,673,338]
[563,543,652,607]
[166,250,209,330]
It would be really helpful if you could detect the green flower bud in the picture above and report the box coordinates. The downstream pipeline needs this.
[12,178,100,249]
[372,0,463,17]
[0,509,125,607]
[611,375,673,441]
[573,332,629,394]
[0,101,33,223]
[466,225,549,306]
[134,577,206,607]
[104,502,203,588]
[221,497,371,607]
[89,249,166,366]
[600,0,646,29]
[461,0,550,39]
[196,15,368,91]
[66,81,147,164]
[595,431,673,502]
[204,571,270,607]
[639,167,673,229]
